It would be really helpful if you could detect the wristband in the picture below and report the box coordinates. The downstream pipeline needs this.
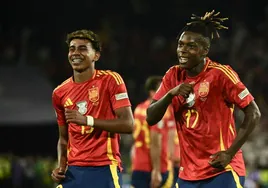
[86,116,94,127]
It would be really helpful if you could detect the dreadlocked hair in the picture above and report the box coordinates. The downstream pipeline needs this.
[179,10,228,41]
[66,29,102,52]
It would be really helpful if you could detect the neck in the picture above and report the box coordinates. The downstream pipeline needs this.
[73,68,95,83]
[186,58,206,77]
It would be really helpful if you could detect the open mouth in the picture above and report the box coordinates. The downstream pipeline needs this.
[179,57,189,64]
[71,58,83,65]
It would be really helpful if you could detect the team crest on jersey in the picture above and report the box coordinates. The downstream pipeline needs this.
[76,101,87,115]
[198,81,210,98]
[88,87,99,104]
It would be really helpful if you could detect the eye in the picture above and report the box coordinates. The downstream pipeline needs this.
[178,43,183,47]
[79,46,88,51]
[189,44,196,49]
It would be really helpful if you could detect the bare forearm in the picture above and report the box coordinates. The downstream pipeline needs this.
[227,102,261,156]
[146,93,173,125]
[57,139,68,168]
[150,140,162,171]
[94,118,133,133]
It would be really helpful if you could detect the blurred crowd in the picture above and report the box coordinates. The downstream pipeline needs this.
[1,0,268,187]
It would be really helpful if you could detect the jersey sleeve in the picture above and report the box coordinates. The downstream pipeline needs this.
[221,65,254,109]
[153,66,177,101]
[108,72,131,110]
[52,91,66,126]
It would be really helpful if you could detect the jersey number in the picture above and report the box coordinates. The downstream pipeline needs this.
[185,109,199,128]
[133,119,150,148]
[81,126,94,135]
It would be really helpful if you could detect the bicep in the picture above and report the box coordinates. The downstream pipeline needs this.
[221,68,254,109]
[241,100,260,116]
[115,106,134,120]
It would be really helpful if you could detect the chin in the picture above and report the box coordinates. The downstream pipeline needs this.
[72,65,88,73]
[179,63,189,69]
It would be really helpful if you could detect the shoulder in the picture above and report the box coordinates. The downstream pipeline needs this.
[207,61,240,84]
[165,65,180,75]
[96,70,125,85]
[162,65,180,82]
[53,77,72,96]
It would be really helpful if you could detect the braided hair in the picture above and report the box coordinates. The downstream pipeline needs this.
[178,10,228,47]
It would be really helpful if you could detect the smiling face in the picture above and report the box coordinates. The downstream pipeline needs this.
[68,39,100,73]
[177,31,209,69]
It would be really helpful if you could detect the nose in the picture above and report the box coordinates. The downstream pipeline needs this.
[178,45,188,54]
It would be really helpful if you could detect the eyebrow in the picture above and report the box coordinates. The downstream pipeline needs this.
[179,41,197,45]
[69,44,88,48]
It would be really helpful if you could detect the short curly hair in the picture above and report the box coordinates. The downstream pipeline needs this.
[66,29,102,52]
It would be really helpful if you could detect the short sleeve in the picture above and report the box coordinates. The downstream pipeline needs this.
[221,65,254,109]
[108,72,131,110]
[153,66,176,101]
[52,91,66,126]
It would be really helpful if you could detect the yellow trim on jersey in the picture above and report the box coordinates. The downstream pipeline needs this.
[56,185,63,188]
[208,64,239,84]
[175,183,179,188]
[107,132,119,166]
[64,98,73,107]
[108,71,124,85]
[98,70,124,85]
[229,125,235,136]
[99,70,108,75]
[109,164,121,188]
[54,78,71,92]
[220,128,243,188]
[162,160,174,188]
[108,71,124,84]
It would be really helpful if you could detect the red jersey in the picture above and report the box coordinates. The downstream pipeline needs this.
[153,58,254,180]
[52,70,131,169]
[169,125,180,165]
[132,100,174,173]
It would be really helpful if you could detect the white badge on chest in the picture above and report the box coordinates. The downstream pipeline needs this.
[186,93,195,107]
[76,101,88,115]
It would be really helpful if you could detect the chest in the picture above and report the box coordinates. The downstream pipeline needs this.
[172,72,222,112]
[61,81,109,114]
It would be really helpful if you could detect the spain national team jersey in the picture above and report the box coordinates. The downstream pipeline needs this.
[170,125,180,165]
[52,70,131,170]
[132,100,174,173]
[153,58,254,180]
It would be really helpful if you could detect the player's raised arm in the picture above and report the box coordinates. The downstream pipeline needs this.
[221,67,261,157]
[146,68,193,125]
[146,69,173,125]
[92,106,134,133]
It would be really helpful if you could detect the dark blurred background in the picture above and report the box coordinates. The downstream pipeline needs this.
[0,0,268,187]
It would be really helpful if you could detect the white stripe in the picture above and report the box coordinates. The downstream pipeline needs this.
[115,92,128,100]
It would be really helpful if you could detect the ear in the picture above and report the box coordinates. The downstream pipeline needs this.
[202,46,209,56]
[94,52,101,62]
